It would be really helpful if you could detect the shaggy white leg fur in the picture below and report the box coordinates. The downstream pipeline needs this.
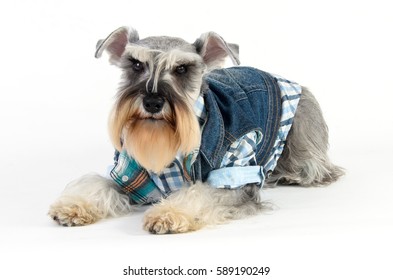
[49,174,133,226]
[143,182,264,234]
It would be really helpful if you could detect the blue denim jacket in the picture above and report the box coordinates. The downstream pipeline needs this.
[191,67,282,183]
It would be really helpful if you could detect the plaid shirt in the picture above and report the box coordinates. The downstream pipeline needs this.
[110,74,301,204]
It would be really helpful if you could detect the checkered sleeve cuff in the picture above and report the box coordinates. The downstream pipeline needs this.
[110,150,164,204]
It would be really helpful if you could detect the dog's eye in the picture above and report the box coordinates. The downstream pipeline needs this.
[129,58,144,72]
[175,65,187,75]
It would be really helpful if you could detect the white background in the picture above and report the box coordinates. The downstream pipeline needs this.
[1,0,392,279]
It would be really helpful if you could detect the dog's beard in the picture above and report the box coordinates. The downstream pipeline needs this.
[110,97,201,173]
[124,119,179,173]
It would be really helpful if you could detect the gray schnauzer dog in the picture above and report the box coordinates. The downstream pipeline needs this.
[49,26,344,234]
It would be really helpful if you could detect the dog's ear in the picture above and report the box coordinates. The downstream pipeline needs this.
[95,26,139,65]
[194,32,240,69]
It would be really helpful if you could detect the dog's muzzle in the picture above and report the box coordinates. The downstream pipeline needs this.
[143,94,165,114]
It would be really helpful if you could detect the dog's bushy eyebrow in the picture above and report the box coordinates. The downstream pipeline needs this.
[125,45,160,62]
[158,50,203,70]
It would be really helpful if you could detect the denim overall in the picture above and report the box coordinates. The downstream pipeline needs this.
[191,67,282,183]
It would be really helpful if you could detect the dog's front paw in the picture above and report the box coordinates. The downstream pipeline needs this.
[49,197,102,227]
[143,206,198,234]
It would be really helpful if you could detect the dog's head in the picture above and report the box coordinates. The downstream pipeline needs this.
[95,27,239,173]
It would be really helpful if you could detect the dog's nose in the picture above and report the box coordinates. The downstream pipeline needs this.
[143,95,165,114]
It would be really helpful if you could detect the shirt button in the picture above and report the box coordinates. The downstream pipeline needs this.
[122,175,129,182]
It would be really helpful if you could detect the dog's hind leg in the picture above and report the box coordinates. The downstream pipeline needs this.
[266,87,344,187]
[143,183,265,234]
[49,174,133,226]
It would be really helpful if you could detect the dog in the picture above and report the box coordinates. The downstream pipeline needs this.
[49,26,344,234]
